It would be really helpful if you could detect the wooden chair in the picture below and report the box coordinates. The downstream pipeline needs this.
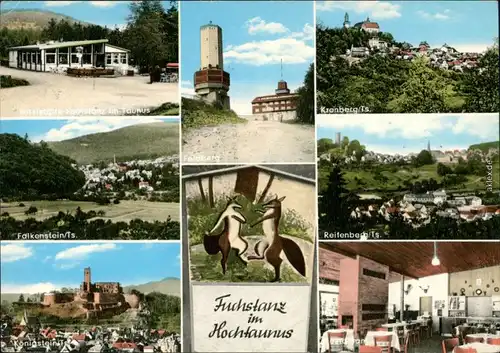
[487,337,500,345]
[328,331,346,353]
[359,346,383,353]
[465,336,484,344]
[374,334,392,353]
[402,332,410,353]
[395,327,405,348]
[376,327,388,331]
[441,337,459,353]
[454,347,478,353]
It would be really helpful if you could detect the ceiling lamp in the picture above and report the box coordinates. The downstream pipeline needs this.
[431,241,440,266]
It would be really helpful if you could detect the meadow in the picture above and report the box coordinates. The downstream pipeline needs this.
[1,200,179,222]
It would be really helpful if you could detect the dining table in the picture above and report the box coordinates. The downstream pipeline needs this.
[466,334,500,342]
[364,330,401,351]
[453,343,500,353]
[320,329,356,352]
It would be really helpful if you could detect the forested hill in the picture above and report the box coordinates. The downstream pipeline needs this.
[47,122,179,165]
[0,134,85,199]
[469,141,500,152]
[0,9,91,30]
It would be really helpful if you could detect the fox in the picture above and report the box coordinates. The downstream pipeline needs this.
[247,196,306,282]
[203,196,249,274]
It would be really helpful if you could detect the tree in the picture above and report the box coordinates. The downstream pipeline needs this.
[18,294,25,302]
[319,163,357,232]
[317,138,336,155]
[461,42,499,112]
[414,150,434,167]
[437,163,452,176]
[126,0,178,69]
[388,57,447,113]
[295,63,314,124]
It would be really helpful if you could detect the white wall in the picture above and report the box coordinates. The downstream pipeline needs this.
[253,110,297,122]
[389,273,449,332]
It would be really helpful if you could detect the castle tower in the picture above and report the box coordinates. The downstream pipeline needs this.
[343,12,350,28]
[336,132,341,145]
[83,267,91,292]
[194,21,230,109]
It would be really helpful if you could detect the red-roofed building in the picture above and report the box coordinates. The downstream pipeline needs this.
[72,334,86,341]
[354,17,380,34]
[113,342,138,352]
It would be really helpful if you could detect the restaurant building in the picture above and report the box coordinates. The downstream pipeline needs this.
[8,39,130,73]
[251,79,298,122]
[319,242,500,353]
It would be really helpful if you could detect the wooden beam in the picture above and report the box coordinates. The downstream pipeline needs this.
[197,178,206,204]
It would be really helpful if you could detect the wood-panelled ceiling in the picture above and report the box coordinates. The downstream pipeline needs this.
[320,242,500,280]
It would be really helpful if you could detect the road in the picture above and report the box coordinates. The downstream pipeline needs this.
[182,120,315,163]
[0,66,178,117]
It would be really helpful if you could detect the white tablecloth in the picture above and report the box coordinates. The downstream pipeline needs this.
[364,331,401,351]
[467,334,500,343]
[320,329,355,352]
[453,343,500,353]
[382,320,428,330]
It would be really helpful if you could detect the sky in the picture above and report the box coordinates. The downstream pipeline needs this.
[0,0,173,30]
[180,1,314,115]
[317,114,500,155]
[1,242,180,293]
[317,1,499,53]
[0,118,179,142]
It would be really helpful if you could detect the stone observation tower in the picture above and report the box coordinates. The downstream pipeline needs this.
[194,21,231,109]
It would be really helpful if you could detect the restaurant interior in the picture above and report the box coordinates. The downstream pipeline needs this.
[318,241,500,353]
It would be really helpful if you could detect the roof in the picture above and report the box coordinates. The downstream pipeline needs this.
[201,22,221,30]
[182,165,315,184]
[251,93,298,103]
[354,20,379,29]
[9,39,108,50]
[105,44,130,52]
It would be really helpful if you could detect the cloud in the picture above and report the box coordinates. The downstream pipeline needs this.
[32,118,167,142]
[54,262,80,270]
[1,244,33,263]
[317,1,402,19]
[141,243,154,250]
[224,17,314,66]
[44,1,74,6]
[417,9,451,20]
[1,282,76,294]
[43,256,52,263]
[438,43,493,54]
[89,1,116,7]
[55,243,117,261]
[44,0,116,7]
[181,80,196,97]
[224,37,314,66]
[317,114,500,140]
[246,17,289,35]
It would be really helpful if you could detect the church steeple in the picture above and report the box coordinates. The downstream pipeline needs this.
[343,12,350,28]
[427,140,431,152]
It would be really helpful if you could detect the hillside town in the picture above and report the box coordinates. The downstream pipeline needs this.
[319,138,499,166]
[77,155,179,198]
[0,313,180,352]
[350,190,500,228]
[339,13,489,71]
